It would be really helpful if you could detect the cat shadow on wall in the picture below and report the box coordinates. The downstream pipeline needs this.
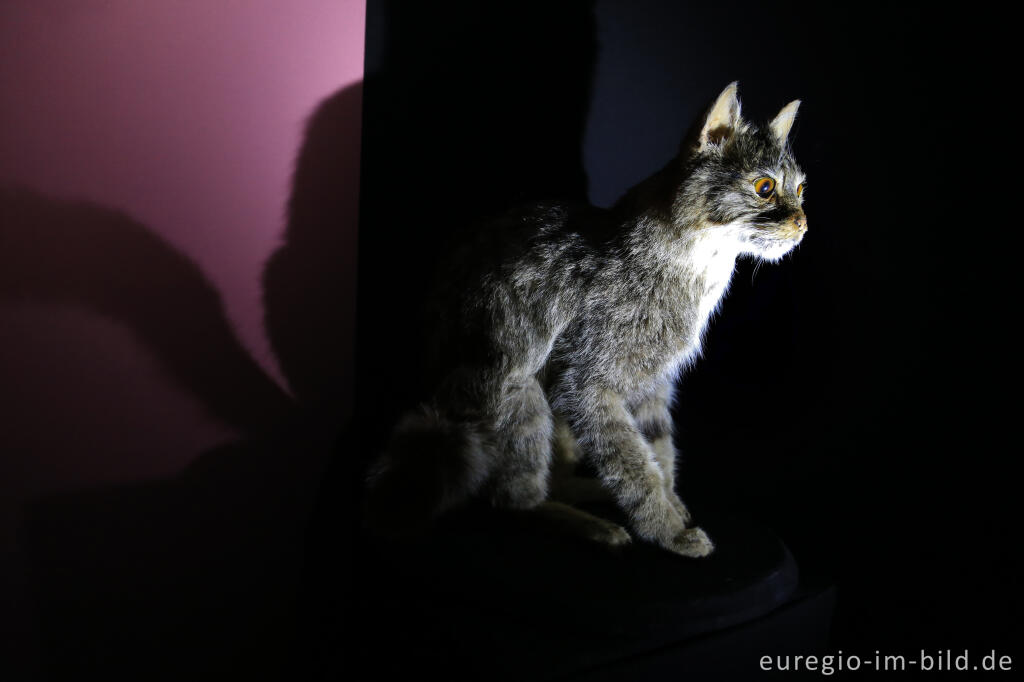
[262,81,362,409]
[0,188,292,431]
[3,81,365,680]
[0,188,306,679]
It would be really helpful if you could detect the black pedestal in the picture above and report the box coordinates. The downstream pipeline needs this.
[341,506,833,680]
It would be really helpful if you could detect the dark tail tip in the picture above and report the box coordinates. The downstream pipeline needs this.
[362,407,485,542]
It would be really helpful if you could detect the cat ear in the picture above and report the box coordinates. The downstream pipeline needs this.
[699,82,742,151]
[770,100,801,144]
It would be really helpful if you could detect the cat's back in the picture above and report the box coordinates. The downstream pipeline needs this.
[435,200,614,301]
[422,201,614,377]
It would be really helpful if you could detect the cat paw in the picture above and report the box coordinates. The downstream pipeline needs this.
[664,527,714,558]
[587,521,632,548]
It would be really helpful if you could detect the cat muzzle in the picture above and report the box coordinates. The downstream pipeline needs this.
[780,216,807,241]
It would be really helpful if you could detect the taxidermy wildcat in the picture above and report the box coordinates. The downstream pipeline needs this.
[364,83,807,558]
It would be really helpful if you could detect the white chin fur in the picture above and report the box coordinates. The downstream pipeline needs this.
[750,236,801,262]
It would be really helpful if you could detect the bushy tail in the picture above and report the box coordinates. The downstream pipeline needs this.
[363,406,491,540]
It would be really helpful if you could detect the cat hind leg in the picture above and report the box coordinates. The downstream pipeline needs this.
[549,414,615,504]
[486,380,631,548]
[487,376,554,510]
[527,500,631,547]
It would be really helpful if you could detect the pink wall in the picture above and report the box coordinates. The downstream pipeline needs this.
[0,0,365,672]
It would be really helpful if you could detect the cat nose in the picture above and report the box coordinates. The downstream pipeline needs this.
[794,217,807,232]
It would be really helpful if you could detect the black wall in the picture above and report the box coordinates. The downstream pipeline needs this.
[353,0,1014,657]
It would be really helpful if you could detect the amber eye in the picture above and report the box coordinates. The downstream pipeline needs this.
[797,182,805,197]
[753,177,775,198]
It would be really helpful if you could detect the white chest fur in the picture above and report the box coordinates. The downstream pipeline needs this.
[666,231,740,373]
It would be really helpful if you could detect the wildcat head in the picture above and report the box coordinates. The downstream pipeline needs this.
[678,82,808,262]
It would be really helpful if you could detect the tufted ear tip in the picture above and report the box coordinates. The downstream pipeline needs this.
[699,82,743,150]
[770,99,801,143]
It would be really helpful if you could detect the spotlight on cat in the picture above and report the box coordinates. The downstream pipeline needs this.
[364,82,808,559]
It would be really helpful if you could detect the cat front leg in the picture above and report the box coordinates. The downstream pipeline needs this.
[631,382,692,527]
[570,387,713,558]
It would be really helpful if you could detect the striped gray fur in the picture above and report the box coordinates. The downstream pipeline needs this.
[364,83,807,557]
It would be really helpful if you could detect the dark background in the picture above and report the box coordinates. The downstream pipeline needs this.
[347,0,1016,661]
